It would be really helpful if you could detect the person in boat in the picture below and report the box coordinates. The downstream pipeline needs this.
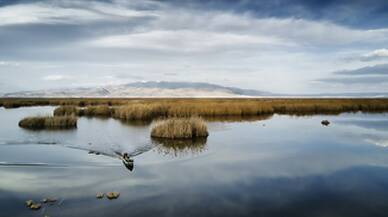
[122,152,134,171]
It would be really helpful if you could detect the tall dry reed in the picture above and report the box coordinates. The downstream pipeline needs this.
[150,117,209,139]
[18,116,77,130]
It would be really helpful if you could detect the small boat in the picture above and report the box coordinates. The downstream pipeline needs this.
[121,153,134,171]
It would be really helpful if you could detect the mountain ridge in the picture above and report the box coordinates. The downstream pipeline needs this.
[2,81,388,98]
[2,81,270,97]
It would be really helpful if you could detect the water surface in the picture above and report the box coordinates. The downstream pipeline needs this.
[1,107,388,217]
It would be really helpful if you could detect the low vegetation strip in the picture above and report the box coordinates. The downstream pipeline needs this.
[54,105,112,117]
[2,98,388,111]
[50,99,388,121]
[53,106,79,116]
[18,116,77,130]
[150,117,209,139]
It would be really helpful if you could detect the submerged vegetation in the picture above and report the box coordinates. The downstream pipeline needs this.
[150,117,209,139]
[18,116,77,130]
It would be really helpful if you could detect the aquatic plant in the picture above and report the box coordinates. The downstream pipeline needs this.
[18,116,77,130]
[54,106,80,116]
[82,105,112,116]
[4,98,388,118]
[113,103,168,120]
[150,117,209,139]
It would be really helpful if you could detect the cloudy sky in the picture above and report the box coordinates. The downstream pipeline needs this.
[1,0,388,94]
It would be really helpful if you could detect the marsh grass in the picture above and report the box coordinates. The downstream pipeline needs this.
[54,106,80,116]
[113,104,167,120]
[18,116,77,130]
[150,117,209,139]
[47,98,388,121]
[54,105,112,117]
[6,98,388,118]
[82,105,112,116]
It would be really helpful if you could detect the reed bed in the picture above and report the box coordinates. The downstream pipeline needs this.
[150,117,209,139]
[18,116,77,130]
[82,105,112,116]
[113,104,168,120]
[46,98,388,121]
[54,105,112,117]
[54,106,80,116]
[0,98,124,109]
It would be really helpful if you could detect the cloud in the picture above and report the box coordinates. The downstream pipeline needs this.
[316,63,388,87]
[317,76,388,84]
[42,74,71,81]
[0,1,158,26]
[90,30,292,52]
[161,0,388,29]
[1,0,388,94]
[0,61,20,66]
[87,9,388,55]
[360,49,388,61]
[335,64,388,75]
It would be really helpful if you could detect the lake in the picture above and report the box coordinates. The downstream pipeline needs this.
[1,107,388,217]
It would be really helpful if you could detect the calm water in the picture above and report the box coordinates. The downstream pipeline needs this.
[1,107,388,217]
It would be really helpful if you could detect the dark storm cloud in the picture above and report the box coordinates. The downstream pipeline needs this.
[158,0,388,28]
[316,64,388,85]
[1,0,388,94]
[317,76,388,84]
[335,64,388,76]
[0,2,157,60]
[0,0,24,6]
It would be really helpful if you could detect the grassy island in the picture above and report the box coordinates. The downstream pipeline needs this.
[150,117,209,139]
[19,116,77,130]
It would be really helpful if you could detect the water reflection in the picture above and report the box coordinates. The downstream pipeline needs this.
[3,108,388,217]
[152,137,207,157]
[203,114,273,123]
[118,119,151,127]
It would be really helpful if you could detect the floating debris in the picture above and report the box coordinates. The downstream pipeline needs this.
[88,150,101,155]
[106,192,120,200]
[29,203,42,210]
[321,120,330,126]
[42,197,57,204]
[25,200,34,208]
[96,193,104,199]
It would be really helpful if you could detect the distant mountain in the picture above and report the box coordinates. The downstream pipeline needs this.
[2,81,271,97]
[3,81,387,98]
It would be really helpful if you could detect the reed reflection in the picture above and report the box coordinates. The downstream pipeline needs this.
[203,114,273,123]
[152,137,207,157]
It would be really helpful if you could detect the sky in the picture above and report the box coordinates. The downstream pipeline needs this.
[0,0,388,94]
